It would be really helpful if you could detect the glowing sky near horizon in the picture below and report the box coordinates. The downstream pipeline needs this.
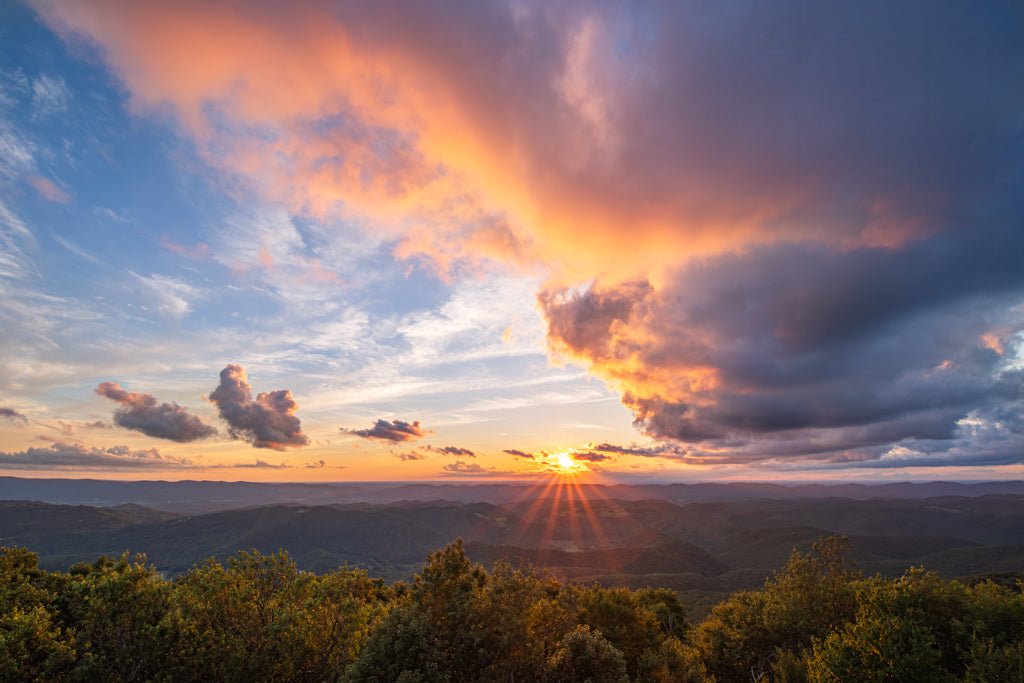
[0,0,1022,482]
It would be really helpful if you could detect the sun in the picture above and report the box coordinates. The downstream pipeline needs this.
[551,450,586,475]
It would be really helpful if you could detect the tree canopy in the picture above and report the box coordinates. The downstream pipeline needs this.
[1,536,1021,682]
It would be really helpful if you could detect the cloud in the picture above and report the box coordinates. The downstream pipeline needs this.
[93,206,132,223]
[159,235,209,259]
[229,459,290,469]
[30,74,69,115]
[589,442,684,459]
[131,272,197,319]
[342,418,429,442]
[426,445,476,458]
[396,451,427,461]
[503,448,534,459]
[441,460,512,476]
[0,407,27,424]
[96,381,217,442]
[32,1,1022,278]
[208,364,309,450]
[306,459,326,469]
[26,175,71,203]
[0,441,192,470]
[35,0,1024,469]
[570,451,612,463]
[541,231,1024,465]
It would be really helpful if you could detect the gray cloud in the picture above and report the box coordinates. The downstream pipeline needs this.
[426,445,476,458]
[95,381,217,442]
[590,443,683,458]
[442,460,510,476]
[0,407,27,424]
[208,364,309,450]
[342,418,429,442]
[543,227,1024,465]
[229,459,291,469]
[0,441,191,470]
[571,451,612,463]
[503,448,534,459]
[396,451,427,461]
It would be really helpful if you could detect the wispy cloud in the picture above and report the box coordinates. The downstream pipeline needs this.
[0,407,27,424]
[30,74,69,116]
[426,444,475,458]
[0,441,192,470]
[441,460,513,477]
[27,175,71,203]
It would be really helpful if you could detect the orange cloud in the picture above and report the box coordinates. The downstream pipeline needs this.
[27,174,71,203]
[33,1,1024,466]
[32,0,914,287]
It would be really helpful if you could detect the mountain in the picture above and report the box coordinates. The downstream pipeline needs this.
[3,476,1023,513]
[4,493,1023,608]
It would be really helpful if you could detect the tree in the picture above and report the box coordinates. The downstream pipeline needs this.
[57,554,175,682]
[694,536,859,682]
[170,550,387,682]
[0,548,75,682]
[806,610,952,683]
[547,624,629,683]
[965,638,1024,683]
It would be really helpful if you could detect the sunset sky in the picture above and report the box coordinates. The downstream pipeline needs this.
[1,0,1022,482]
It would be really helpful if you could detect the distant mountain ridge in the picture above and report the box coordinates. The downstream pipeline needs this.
[3,493,1023,610]
[1,476,1022,513]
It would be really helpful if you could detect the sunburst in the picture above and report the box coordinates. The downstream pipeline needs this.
[548,449,587,475]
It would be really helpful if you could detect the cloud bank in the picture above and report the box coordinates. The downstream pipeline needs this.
[208,364,309,450]
[96,381,217,442]
[35,0,1024,469]
[0,441,191,470]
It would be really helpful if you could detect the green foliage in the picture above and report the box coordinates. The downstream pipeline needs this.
[0,548,75,682]
[693,536,859,682]
[806,608,951,682]
[170,549,389,683]
[60,554,175,682]
[2,534,1024,682]
[0,605,75,683]
[965,638,1024,682]
[547,624,629,683]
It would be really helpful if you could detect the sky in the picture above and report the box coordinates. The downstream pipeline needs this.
[0,0,1022,482]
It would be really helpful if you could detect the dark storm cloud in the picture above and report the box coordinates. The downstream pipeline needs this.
[0,441,192,470]
[426,445,476,457]
[543,222,1024,464]
[342,419,429,443]
[0,407,27,424]
[95,382,217,442]
[532,0,1024,468]
[208,364,309,450]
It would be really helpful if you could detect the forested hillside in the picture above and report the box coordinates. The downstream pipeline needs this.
[6,495,1024,613]
[2,537,1022,682]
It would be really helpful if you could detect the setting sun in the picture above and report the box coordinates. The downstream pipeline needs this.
[551,451,586,474]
